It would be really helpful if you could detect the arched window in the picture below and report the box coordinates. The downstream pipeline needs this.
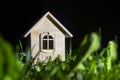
[43,34,54,50]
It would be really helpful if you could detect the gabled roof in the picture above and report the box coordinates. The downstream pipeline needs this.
[24,11,73,38]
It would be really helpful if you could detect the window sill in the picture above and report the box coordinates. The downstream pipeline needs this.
[42,49,54,53]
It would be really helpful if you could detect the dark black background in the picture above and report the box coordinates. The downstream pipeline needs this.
[0,0,120,51]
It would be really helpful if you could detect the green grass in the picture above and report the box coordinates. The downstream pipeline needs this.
[0,31,120,80]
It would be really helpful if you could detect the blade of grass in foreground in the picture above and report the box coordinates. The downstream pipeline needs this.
[67,32,101,78]
[0,36,22,80]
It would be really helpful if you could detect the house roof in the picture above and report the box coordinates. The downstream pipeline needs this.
[24,11,73,38]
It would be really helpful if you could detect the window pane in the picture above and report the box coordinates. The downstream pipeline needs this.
[49,40,53,49]
[49,35,53,39]
[43,40,47,49]
[43,36,47,39]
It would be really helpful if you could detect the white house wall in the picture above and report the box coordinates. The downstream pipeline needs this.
[30,32,39,58]
[55,34,65,61]
[30,17,65,61]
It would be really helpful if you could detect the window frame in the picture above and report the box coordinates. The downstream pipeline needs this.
[41,32,54,51]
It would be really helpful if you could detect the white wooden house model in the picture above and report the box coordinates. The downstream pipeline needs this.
[24,11,73,62]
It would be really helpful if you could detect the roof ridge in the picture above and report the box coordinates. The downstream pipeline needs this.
[24,11,73,38]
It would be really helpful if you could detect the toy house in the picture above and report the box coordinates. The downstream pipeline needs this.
[24,11,73,62]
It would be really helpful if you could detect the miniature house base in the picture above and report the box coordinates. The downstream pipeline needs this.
[24,11,73,62]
